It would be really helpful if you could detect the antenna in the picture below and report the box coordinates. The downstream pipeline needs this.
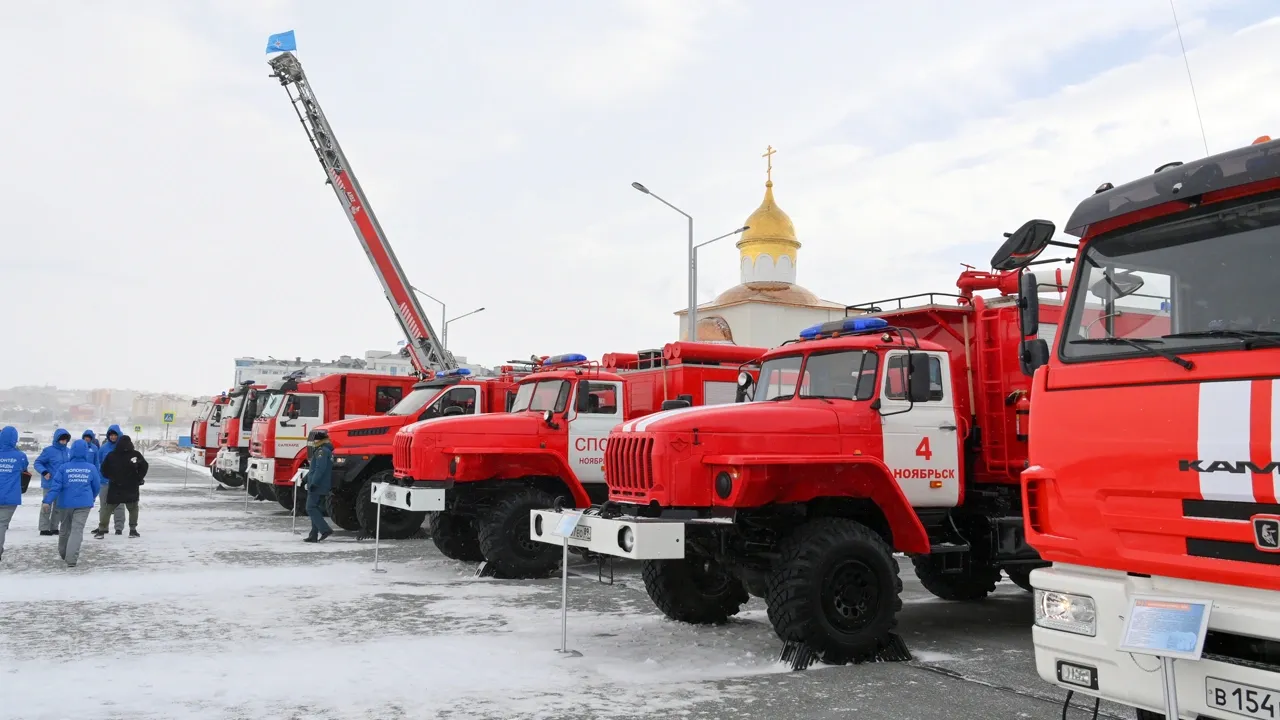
[1168,0,1210,156]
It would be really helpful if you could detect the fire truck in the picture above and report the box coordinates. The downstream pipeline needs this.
[317,365,532,539]
[530,266,1070,662]
[392,343,765,578]
[245,371,420,511]
[1010,135,1280,719]
[190,393,229,469]
[212,382,268,488]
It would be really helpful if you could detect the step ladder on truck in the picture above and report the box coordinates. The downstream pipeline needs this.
[1011,135,1280,720]
[530,263,1089,664]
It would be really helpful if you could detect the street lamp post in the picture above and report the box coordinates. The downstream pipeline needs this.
[631,182,696,339]
[444,307,485,350]
[691,226,750,332]
[410,285,447,349]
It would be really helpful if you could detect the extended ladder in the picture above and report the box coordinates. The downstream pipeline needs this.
[267,51,452,375]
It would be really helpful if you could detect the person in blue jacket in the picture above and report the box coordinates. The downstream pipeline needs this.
[33,428,72,536]
[44,439,101,567]
[96,425,125,534]
[303,429,334,543]
[0,426,31,562]
[81,429,100,466]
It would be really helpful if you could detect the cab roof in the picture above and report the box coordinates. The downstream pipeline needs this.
[763,332,948,359]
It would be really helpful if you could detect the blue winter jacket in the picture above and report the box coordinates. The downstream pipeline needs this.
[81,429,100,467]
[33,429,72,490]
[0,426,31,506]
[98,424,123,471]
[43,440,101,509]
[306,441,334,495]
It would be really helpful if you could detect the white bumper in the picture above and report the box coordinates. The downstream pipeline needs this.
[530,508,711,560]
[246,457,274,485]
[370,482,444,512]
[1032,563,1280,717]
[213,449,238,473]
[192,448,207,465]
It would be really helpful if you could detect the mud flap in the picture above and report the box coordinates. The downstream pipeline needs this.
[778,632,912,671]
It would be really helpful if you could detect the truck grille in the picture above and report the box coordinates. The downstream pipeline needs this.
[606,435,654,497]
[393,433,413,472]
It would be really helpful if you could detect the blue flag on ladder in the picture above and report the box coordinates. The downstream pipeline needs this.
[266,30,296,54]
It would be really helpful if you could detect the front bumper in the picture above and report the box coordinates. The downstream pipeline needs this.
[370,481,444,512]
[246,457,273,485]
[213,449,240,473]
[193,448,209,466]
[1031,563,1280,716]
[530,507,729,560]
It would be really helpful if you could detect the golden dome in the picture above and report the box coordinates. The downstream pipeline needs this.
[713,281,822,307]
[736,181,800,257]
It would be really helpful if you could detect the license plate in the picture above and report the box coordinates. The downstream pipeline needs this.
[570,525,592,542]
[1207,677,1280,720]
[1056,661,1098,690]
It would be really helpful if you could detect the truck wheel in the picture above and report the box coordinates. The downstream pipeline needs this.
[257,481,277,503]
[355,471,426,540]
[766,518,902,663]
[1003,566,1035,592]
[276,486,294,511]
[641,557,748,624]
[911,552,1001,601]
[328,490,362,531]
[1134,711,1165,720]
[247,478,260,498]
[431,512,485,562]
[219,470,244,488]
[476,487,560,579]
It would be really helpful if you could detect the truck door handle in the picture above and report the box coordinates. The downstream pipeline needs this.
[938,424,957,431]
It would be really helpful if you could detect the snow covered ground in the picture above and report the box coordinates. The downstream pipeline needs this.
[1,455,1130,719]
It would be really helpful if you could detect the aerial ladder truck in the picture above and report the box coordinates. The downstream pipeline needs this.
[266,48,453,378]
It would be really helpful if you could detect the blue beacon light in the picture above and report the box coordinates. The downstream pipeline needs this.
[799,316,890,340]
[543,353,588,366]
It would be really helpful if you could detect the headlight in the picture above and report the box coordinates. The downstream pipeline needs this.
[1034,589,1097,636]
[334,456,348,466]
[618,526,635,553]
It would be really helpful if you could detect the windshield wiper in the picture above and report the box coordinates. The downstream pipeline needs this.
[1069,337,1195,370]
[1163,330,1280,350]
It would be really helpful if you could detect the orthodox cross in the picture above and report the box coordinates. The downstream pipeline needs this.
[762,145,776,182]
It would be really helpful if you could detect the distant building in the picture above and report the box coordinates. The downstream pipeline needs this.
[232,350,494,386]
[86,388,111,411]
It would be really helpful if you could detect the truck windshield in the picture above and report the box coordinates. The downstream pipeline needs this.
[756,355,803,400]
[510,380,569,412]
[225,395,244,418]
[1061,194,1280,361]
[385,386,442,416]
[259,393,284,419]
[757,351,879,401]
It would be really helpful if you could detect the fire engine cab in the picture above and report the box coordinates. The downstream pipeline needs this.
[317,366,532,539]
[212,382,267,488]
[1018,135,1280,719]
[190,393,228,469]
[531,266,1069,662]
[392,343,764,579]
[244,371,418,510]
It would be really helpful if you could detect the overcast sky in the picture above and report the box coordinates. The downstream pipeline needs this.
[4,1,1279,396]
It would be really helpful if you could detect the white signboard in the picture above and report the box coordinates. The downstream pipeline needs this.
[1118,595,1213,661]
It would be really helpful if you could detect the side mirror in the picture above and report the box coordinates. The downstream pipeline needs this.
[1021,338,1050,376]
[660,399,692,411]
[1018,272,1039,338]
[1089,270,1145,300]
[575,380,593,413]
[907,354,932,404]
[442,405,465,417]
[991,219,1056,271]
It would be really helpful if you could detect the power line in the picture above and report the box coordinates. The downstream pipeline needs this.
[1169,0,1210,156]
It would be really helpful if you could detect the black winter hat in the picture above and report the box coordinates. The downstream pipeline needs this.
[308,429,329,442]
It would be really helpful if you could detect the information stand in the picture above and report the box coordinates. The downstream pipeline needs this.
[1118,595,1213,720]
[368,482,443,573]
[549,511,584,658]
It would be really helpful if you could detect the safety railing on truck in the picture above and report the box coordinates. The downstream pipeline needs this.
[846,292,972,315]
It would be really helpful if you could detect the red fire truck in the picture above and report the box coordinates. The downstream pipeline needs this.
[392,343,765,578]
[1010,135,1280,719]
[212,382,267,488]
[190,393,228,469]
[530,266,1069,662]
[245,371,420,510]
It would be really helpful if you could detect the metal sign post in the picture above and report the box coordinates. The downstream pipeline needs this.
[372,481,386,574]
[291,469,304,535]
[183,453,190,489]
[244,469,251,513]
[549,511,585,657]
[1117,595,1213,720]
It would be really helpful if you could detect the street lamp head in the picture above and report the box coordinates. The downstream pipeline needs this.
[738,225,750,233]
[631,182,650,194]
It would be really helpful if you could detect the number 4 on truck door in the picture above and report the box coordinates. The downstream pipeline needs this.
[879,352,960,507]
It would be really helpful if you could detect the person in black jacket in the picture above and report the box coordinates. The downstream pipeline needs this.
[93,435,149,539]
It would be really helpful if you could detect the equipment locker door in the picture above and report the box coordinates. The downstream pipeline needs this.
[568,380,623,485]
[878,351,961,507]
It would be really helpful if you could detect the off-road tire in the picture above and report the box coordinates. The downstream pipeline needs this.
[247,478,260,499]
[912,552,1001,601]
[276,485,294,511]
[275,484,308,516]
[431,512,485,562]
[1004,566,1035,593]
[642,557,749,624]
[328,489,361,530]
[476,487,560,579]
[257,481,277,503]
[1134,710,1164,720]
[355,471,426,540]
[766,518,902,663]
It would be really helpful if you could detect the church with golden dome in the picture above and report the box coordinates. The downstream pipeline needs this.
[678,147,846,346]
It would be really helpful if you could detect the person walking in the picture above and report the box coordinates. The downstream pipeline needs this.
[303,429,333,543]
[33,428,71,536]
[44,439,101,567]
[0,426,32,563]
[93,435,148,539]
[81,429,100,465]
[96,425,126,534]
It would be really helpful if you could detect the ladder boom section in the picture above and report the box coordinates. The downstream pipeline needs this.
[267,51,453,374]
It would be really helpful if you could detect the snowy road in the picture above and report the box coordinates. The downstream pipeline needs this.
[1,455,1129,719]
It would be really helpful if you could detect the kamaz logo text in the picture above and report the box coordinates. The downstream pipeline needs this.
[1179,459,1280,474]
